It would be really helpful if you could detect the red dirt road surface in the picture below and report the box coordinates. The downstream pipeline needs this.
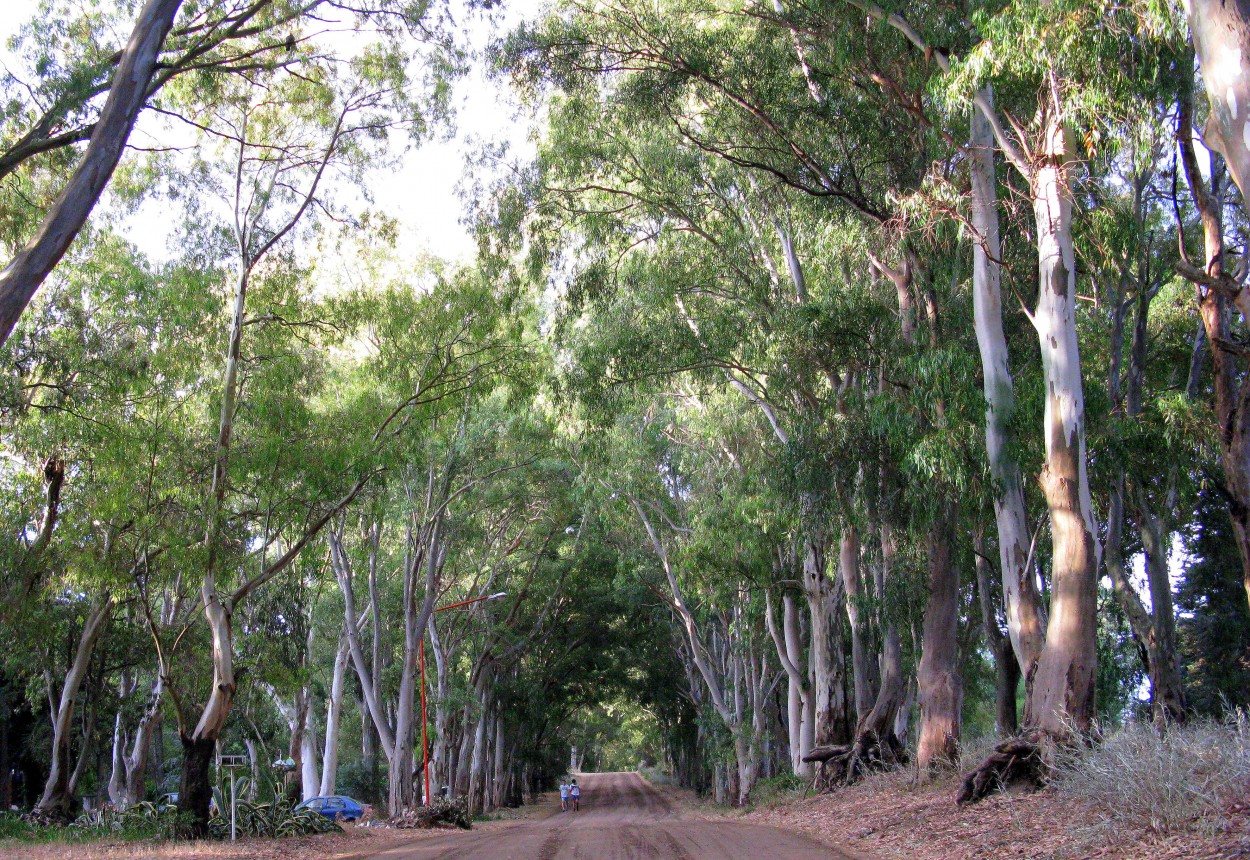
[359,771,856,860]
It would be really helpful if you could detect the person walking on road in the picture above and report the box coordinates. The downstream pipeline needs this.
[559,780,570,812]
[570,779,581,812]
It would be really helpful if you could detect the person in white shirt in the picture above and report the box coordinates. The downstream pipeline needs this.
[570,779,581,812]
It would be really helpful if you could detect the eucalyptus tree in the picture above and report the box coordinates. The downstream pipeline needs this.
[0,226,215,819]
[1173,27,1250,615]
[585,396,781,805]
[501,17,901,756]
[0,0,456,345]
[502,0,989,782]
[1078,111,1200,726]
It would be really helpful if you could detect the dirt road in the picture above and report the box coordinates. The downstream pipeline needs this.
[360,771,857,859]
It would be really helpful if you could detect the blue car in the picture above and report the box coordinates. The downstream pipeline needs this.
[296,795,364,821]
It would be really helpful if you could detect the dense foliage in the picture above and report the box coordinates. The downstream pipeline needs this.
[0,0,1248,836]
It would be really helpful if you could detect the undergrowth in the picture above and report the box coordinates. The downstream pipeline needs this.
[0,802,197,844]
[1053,711,1250,840]
[637,766,678,786]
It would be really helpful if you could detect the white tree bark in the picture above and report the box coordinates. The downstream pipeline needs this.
[969,87,1045,675]
[36,594,114,818]
[1023,114,1100,736]
[319,636,350,796]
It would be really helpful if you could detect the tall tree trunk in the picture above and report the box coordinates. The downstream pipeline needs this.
[1177,80,1250,613]
[916,513,962,773]
[969,88,1045,676]
[803,532,850,746]
[1138,497,1188,723]
[430,616,452,794]
[320,636,349,796]
[330,532,397,762]
[299,689,320,802]
[1102,165,1191,727]
[491,716,506,811]
[35,595,114,820]
[1022,113,1099,738]
[841,528,876,723]
[765,590,812,776]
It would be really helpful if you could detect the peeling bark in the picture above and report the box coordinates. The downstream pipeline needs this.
[1023,114,1099,739]
[969,89,1045,676]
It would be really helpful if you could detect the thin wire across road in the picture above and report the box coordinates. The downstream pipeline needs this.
[361,771,858,859]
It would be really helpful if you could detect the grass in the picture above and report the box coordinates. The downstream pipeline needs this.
[0,807,192,846]
[1053,711,1250,840]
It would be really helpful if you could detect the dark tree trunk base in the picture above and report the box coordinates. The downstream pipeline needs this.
[803,729,908,792]
[955,732,1048,804]
[179,734,217,837]
[24,803,72,826]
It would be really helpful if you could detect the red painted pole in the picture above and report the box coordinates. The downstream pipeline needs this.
[421,592,504,807]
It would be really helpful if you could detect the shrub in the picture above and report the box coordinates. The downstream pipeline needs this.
[638,766,677,786]
[68,802,198,841]
[744,772,807,808]
[1053,712,1250,839]
[336,758,387,807]
[208,797,341,838]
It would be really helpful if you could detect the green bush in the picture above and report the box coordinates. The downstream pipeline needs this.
[208,797,341,838]
[748,772,806,807]
[68,801,197,840]
[0,812,42,841]
[336,758,387,807]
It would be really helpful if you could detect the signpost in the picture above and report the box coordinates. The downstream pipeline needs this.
[217,754,249,841]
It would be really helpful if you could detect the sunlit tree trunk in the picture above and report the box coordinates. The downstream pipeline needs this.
[969,88,1045,676]
[1022,113,1099,738]
[36,594,113,820]
[1186,0,1250,207]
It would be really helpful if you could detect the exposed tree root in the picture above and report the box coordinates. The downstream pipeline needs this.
[23,805,71,826]
[803,729,908,793]
[955,732,1049,805]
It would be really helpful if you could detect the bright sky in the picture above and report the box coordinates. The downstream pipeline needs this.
[0,0,543,267]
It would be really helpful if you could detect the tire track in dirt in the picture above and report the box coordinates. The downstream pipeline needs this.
[362,771,861,859]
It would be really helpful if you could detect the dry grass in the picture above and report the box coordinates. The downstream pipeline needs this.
[1053,712,1250,841]
[744,718,1250,860]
